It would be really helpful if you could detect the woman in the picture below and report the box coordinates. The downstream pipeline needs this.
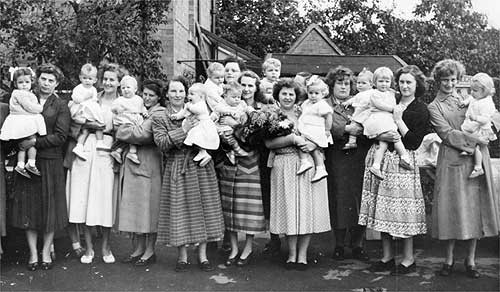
[428,59,499,278]
[66,63,127,264]
[117,79,165,266]
[152,76,224,272]
[215,71,269,267]
[10,63,70,270]
[324,66,371,261]
[358,65,429,274]
[265,78,331,270]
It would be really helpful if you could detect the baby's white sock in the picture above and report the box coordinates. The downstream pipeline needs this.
[27,159,36,167]
[17,161,25,169]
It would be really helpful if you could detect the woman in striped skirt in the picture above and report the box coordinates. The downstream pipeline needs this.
[151,76,224,272]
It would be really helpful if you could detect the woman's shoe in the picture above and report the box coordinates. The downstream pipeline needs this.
[102,252,115,264]
[121,254,143,264]
[41,261,53,270]
[370,258,396,272]
[333,247,345,261]
[439,262,454,276]
[27,262,39,271]
[369,166,384,180]
[135,254,156,266]
[464,260,480,278]
[80,250,95,264]
[175,261,188,272]
[236,252,253,267]
[198,260,214,272]
[392,262,416,275]
[225,255,238,266]
[351,247,370,261]
[73,247,86,258]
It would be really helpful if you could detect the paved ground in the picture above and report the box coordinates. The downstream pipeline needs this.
[1,227,498,291]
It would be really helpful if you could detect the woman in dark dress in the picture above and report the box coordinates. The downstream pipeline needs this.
[324,66,371,261]
[10,64,71,270]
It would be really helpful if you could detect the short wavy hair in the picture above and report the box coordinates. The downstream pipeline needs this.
[272,78,302,104]
[325,66,355,96]
[37,63,64,83]
[237,70,267,104]
[143,79,165,105]
[394,65,427,98]
[431,59,466,83]
[98,63,128,83]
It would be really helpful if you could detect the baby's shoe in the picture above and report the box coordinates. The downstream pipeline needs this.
[15,165,31,179]
[469,167,484,178]
[96,140,109,151]
[193,151,209,162]
[312,166,328,182]
[233,146,249,157]
[226,151,236,165]
[399,157,414,170]
[369,166,384,180]
[342,143,357,150]
[72,144,87,161]
[25,163,41,176]
[126,152,140,164]
[459,151,471,156]
[110,151,123,164]
[297,159,313,175]
[80,250,95,264]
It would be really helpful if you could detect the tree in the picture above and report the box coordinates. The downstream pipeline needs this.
[0,0,171,89]
[215,0,309,57]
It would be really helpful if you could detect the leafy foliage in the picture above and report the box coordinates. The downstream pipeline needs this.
[0,0,171,89]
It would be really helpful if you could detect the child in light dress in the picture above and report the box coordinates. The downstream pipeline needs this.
[359,67,413,180]
[0,67,46,178]
[110,75,146,164]
[297,75,333,182]
[460,72,498,178]
[170,83,220,162]
[260,58,281,102]
[342,68,374,149]
[70,63,106,160]
[204,62,225,112]
[211,82,251,164]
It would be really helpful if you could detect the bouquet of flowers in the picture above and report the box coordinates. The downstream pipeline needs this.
[263,109,294,139]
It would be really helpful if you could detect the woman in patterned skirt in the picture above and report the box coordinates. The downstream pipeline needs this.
[358,65,430,275]
[152,76,224,272]
[265,78,331,271]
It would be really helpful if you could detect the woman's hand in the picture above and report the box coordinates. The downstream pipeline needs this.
[377,130,401,143]
[219,116,239,127]
[297,139,317,153]
[345,122,363,136]
[393,104,406,122]
[18,137,36,151]
[472,134,489,145]
[182,116,200,133]
[198,154,212,167]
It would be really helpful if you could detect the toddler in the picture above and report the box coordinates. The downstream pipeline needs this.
[342,68,374,149]
[260,58,281,102]
[361,67,413,180]
[460,73,497,178]
[170,83,220,162]
[297,75,333,182]
[70,63,106,160]
[211,82,250,164]
[110,75,146,164]
[0,67,46,178]
[204,62,225,112]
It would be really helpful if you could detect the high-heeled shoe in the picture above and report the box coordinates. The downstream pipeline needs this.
[41,261,53,270]
[135,254,156,266]
[464,259,480,278]
[225,254,238,266]
[122,254,143,264]
[236,252,253,267]
[439,261,454,276]
[27,261,39,271]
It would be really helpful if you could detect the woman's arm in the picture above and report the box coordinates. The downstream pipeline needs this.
[151,113,186,152]
[14,91,43,114]
[265,134,301,149]
[115,117,154,145]
[428,102,483,152]
[35,98,71,149]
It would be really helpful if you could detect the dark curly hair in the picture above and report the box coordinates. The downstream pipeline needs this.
[272,78,301,104]
[324,66,355,96]
[394,65,427,99]
[36,63,64,83]
[143,79,165,106]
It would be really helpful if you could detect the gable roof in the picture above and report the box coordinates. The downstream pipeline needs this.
[268,53,408,77]
[287,24,344,56]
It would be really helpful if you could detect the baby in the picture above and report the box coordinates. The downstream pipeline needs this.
[360,67,413,180]
[170,83,220,162]
[211,82,250,164]
[260,58,281,102]
[460,73,497,178]
[110,75,146,164]
[0,67,46,178]
[70,63,106,160]
[204,62,225,112]
[297,76,333,182]
[342,68,374,149]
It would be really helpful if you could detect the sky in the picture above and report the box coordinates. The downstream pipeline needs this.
[378,0,500,28]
